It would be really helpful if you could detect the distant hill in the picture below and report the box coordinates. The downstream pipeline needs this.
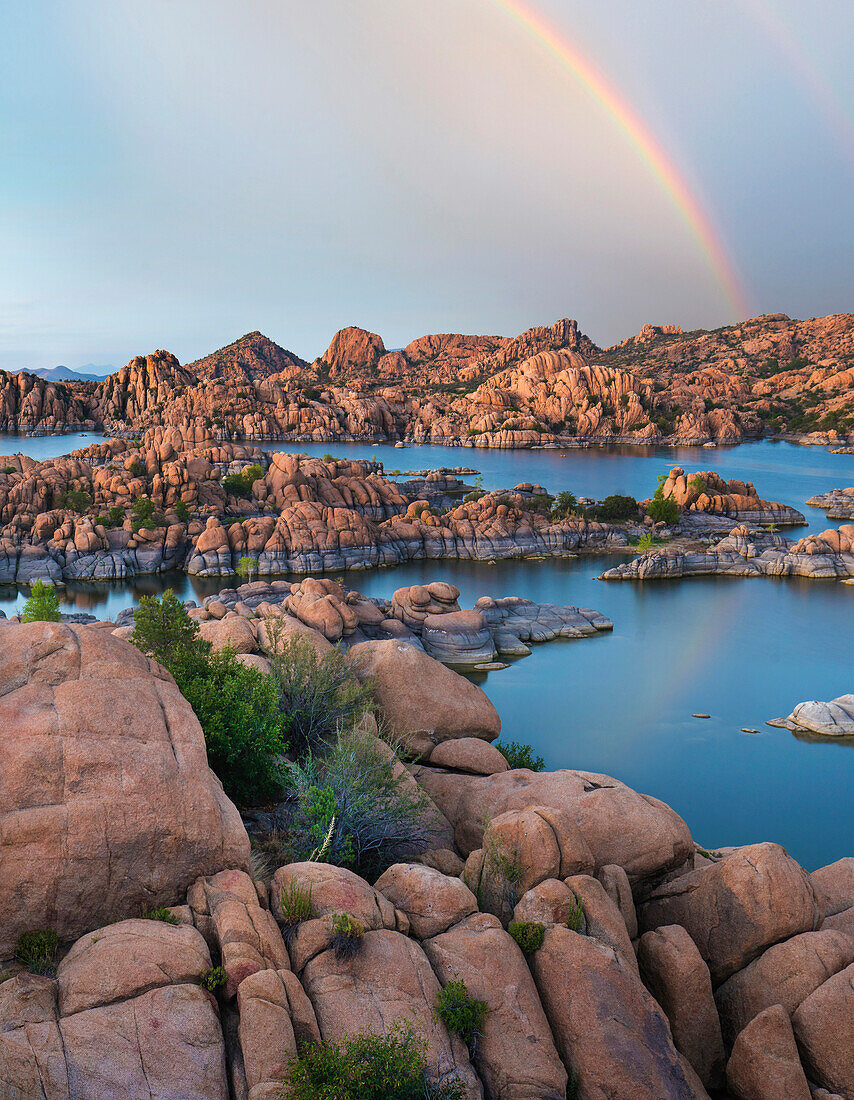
[186,331,307,382]
[15,364,114,382]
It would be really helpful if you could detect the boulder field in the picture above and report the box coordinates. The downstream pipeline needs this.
[1,620,853,1098]
[0,428,629,583]
[3,310,854,448]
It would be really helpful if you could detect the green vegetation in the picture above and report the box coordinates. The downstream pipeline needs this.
[60,489,91,513]
[222,463,264,498]
[322,453,337,463]
[283,1026,465,1100]
[688,475,707,494]
[173,499,191,523]
[131,591,289,804]
[278,879,313,930]
[141,906,180,925]
[284,729,433,880]
[591,494,638,522]
[131,496,165,532]
[199,966,228,992]
[494,740,544,772]
[95,503,127,529]
[550,489,578,519]
[236,555,258,581]
[566,892,584,933]
[303,387,321,400]
[646,480,679,526]
[267,628,373,754]
[434,979,489,1055]
[128,459,146,478]
[15,929,59,975]
[4,465,17,474]
[636,532,655,552]
[507,921,545,955]
[21,581,61,623]
[331,912,365,960]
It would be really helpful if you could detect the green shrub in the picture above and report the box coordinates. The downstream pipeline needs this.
[636,531,654,552]
[199,966,228,992]
[180,649,290,805]
[331,913,365,960]
[646,494,678,525]
[131,591,289,804]
[283,1025,465,1100]
[15,929,59,975]
[279,879,313,930]
[507,921,545,955]
[131,496,163,532]
[566,892,584,933]
[173,499,190,523]
[5,465,18,474]
[593,494,638,522]
[284,729,434,880]
[222,464,264,498]
[688,475,707,494]
[462,490,485,503]
[494,740,544,772]
[21,581,61,623]
[304,387,321,400]
[322,453,337,463]
[142,906,180,925]
[267,629,374,753]
[128,459,146,478]
[60,489,91,513]
[434,979,489,1055]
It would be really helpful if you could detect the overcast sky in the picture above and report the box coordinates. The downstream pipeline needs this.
[1,0,852,370]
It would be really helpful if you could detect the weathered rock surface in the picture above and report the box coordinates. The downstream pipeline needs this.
[530,926,709,1099]
[637,924,725,1088]
[725,1004,811,1100]
[349,639,501,756]
[660,466,805,525]
[0,621,249,957]
[374,863,478,939]
[425,912,568,1100]
[791,963,854,1096]
[638,843,822,984]
[806,487,854,520]
[415,766,694,886]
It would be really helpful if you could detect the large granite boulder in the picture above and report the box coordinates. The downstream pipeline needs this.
[425,912,568,1100]
[638,843,821,983]
[0,622,249,957]
[0,920,228,1100]
[725,1004,811,1100]
[791,962,854,1096]
[530,926,709,1099]
[348,639,500,756]
[415,767,693,886]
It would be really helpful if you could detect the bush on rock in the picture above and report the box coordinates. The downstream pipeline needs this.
[283,1026,466,1100]
[494,739,544,772]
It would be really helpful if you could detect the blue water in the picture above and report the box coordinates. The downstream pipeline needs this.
[1,433,852,870]
[0,431,104,462]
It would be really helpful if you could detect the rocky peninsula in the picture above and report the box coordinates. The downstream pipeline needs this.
[2,309,853,449]
[1,616,852,1099]
[806,487,854,520]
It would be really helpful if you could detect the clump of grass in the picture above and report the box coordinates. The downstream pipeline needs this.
[434,979,489,1056]
[493,740,544,772]
[507,921,545,955]
[566,893,585,933]
[199,966,228,992]
[141,906,180,925]
[15,929,59,975]
[279,879,313,932]
[331,912,364,960]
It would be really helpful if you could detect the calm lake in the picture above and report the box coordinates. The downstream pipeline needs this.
[2,433,852,870]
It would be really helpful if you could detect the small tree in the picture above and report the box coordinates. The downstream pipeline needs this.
[21,581,61,623]
[236,555,257,581]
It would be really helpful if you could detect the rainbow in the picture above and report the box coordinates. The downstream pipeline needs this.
[486,0,751,319]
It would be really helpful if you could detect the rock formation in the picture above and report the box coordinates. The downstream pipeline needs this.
[1,617,853,1098]
[768,693,854,738]
[3,310,852,446]
[659,466,806,525]
[806,486,854,520]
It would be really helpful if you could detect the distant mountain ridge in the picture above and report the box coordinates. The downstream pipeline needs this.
[13,364,114,382]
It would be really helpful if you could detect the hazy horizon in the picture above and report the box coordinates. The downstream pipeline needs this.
[2,0,853,371]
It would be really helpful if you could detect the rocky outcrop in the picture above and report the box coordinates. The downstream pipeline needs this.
[601,523,854,582]
[806,487,854,520]
[768,693,854,738]
[0,621,249,957]
[660,466,806,525]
